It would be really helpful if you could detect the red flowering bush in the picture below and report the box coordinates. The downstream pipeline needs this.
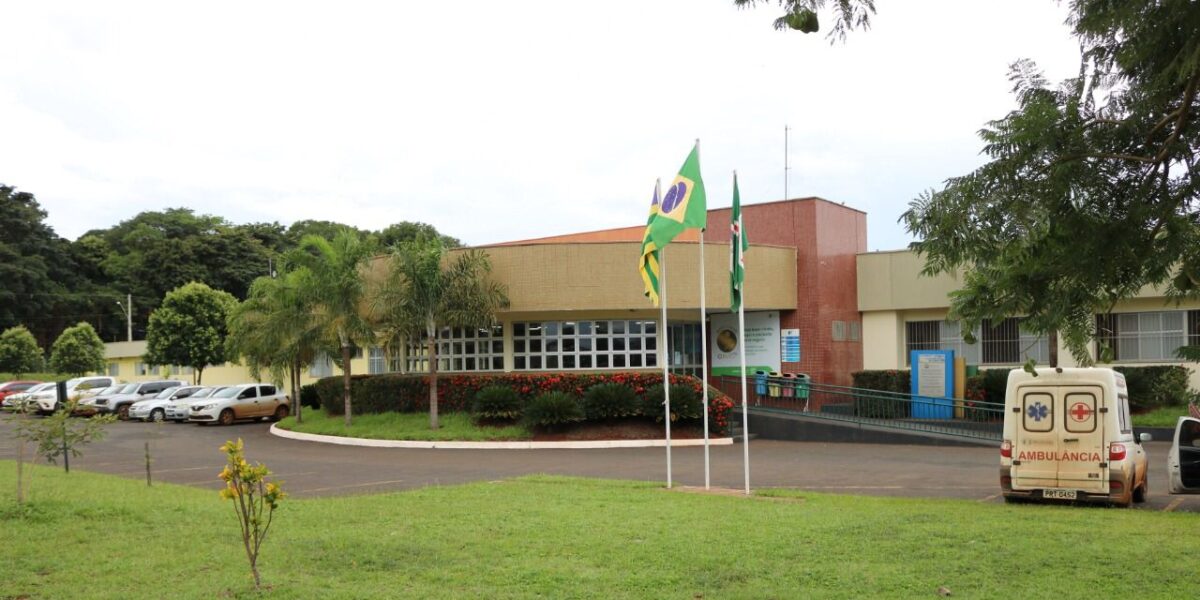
[315,371,735,434]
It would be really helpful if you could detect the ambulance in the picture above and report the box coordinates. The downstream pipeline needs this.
[1000,368,1150,506]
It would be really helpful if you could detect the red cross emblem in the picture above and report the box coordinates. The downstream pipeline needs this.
[1069,402,1093,422]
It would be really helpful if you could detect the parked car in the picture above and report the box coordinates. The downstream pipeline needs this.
[0,381,41,403]
[1,382,55,412]
[128,385,205,422]
[30,376,118,414]
[165,386,223,422]
[93,380,185,419]
[188,383,290,425]
[76,383,134,415]
[1168,416,1200,494]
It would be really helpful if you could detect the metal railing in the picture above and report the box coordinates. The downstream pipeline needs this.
[715,375,1004,442]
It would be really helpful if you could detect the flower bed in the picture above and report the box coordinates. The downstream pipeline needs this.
[314,372,735,435]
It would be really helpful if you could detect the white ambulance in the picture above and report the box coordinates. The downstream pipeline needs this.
[1000,368,1150,506]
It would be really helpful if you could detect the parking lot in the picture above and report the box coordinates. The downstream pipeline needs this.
[1,418,1198,512]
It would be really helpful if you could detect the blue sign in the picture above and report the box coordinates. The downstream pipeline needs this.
[910,350,954,420]
[781,329,800,362]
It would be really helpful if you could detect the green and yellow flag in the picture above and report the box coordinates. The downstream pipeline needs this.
[730,172,748,312]
[639,142,708,306]
[639,181,663,305]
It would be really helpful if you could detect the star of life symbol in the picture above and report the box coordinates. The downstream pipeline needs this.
[1027,402,1049,422]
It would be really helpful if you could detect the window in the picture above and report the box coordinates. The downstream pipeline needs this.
[260,385,276,396]
[1022,392,1053,433]
[406,325,503,373]
[668,323,702,376]
[368,347,388,375]
[1096,310,1190,362]
[309,354,333,378]
[849,321,861,342]
[905,318,1049,365]
[514,320,657,371]
[107,363,119,376]
[134,362,156,376]
[1063,392,1097,434]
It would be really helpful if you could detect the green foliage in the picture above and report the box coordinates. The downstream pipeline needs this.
[12,399,117,471]
[226,270,319,402]
[48,322,106,376]
[144,282,237,384]
[299,384,321,410]
[375,221,462,250]
[523,391,584,430]
[902,3,1200,365]
[582,382,642,420]
[733,0,874,40]
[0,325,44,375]
[641,384,704,423]
[278,410,531,441]
[472,386,523,421]
[980,369,1012,404]
[850,370,912,418]
[1114,366,1193,411]
[217,439,284,589]
[371,235,509,429]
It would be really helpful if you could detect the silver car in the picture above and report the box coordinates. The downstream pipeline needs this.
[128,385,206,422]
[166,386,224,421]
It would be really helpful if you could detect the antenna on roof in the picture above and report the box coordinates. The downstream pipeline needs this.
[784,124,792,202]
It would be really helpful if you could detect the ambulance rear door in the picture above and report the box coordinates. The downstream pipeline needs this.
[1055,386,1107,494]
[1011,388,1058,489]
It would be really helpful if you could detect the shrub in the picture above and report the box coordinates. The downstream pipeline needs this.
[473,386,523,420]
[582,383,641,419]
[1114,365,1193,411]
[641,384,704,422]
[299,384,321,410]
[523,391,584,429]
[980,369,1012,404]
[850,370,911,418]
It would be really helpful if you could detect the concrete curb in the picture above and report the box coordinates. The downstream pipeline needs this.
[269,423,734,450]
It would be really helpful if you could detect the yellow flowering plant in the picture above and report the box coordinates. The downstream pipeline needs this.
[218,439,284,588]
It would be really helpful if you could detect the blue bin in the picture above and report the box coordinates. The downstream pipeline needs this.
[754,370,768,396]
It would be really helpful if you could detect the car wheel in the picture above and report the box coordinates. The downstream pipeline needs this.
[150,408,165,423]
[117,404,131,420]
[1133,469,1149,503]
[271,405,289,422]
[218,409,235,426]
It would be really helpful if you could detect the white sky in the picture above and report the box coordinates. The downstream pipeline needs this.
[1,0,1081,250]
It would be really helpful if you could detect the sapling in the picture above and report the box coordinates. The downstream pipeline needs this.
[218,438,285,588]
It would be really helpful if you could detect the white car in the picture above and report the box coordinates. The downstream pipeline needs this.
[128,385,206,422]
[188,383,290,426]
[166,386,223,421]
[2,382,56,412]
[93,380,185,419]
[31,376,117,414]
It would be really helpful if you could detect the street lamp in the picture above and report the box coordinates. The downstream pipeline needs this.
[115,294,132,342]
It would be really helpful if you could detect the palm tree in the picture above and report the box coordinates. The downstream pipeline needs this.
[226,270,320,423]
[287,230,376,426]
[373,236,509,429]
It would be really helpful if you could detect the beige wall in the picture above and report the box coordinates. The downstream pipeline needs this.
[102,341,370,390]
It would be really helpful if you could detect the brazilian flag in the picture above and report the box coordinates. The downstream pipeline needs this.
[638,142,707,306]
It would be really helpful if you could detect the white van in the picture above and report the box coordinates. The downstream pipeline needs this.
[1000,368,1150,506]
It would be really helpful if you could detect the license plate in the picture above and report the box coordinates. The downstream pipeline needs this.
[1043,489,1077,500]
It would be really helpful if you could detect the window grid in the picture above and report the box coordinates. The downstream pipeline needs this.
[405,325,503,373]
[1096,310,1190,362]
[367,347,387,375]
[905,319,1049,366]
[513,320,658,371]
[668,323,703,377]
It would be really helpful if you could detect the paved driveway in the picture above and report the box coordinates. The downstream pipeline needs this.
[1,419,1198,512]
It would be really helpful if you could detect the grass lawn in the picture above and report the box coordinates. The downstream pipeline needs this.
[277,410,532,441]
[2,462,1198,598]
[1133,405,1190,428]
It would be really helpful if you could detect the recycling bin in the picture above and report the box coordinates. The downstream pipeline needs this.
[781,373,796,398]
[767,371,782,397]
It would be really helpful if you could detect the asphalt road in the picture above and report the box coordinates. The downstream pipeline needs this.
[2,418,1198,512]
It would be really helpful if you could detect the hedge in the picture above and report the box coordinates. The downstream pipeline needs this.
[1114,365,1193,411]
[850,370,912,418]
[314,371,736,434]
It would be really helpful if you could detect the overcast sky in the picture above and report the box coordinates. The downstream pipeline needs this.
[1,1,1081,250]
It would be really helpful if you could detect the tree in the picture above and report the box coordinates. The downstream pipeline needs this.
[49,322,106,376]
[226,270,320,423]
[373,236,509,429]
[287,230,376,426]
[145,282,238,384]
[376,221,462,250]
[0,325,45,375]
[733,0,875,39]
[902,1,1200,365]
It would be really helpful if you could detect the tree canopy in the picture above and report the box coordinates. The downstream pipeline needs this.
[902,1,1200,365]
[144,282,238,384]
[49,322,106,376]
[0,325,45,375]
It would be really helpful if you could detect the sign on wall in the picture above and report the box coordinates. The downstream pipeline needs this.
[711,311,781,376]
[781,328,800,362]
[910,350,954,419]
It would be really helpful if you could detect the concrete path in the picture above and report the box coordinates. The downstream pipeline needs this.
[1,419,1197,512]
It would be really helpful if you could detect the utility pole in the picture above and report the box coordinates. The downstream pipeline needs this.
[784,124,791,201]
[116,294,133,342]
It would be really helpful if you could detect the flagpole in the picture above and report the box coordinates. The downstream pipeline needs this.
[661,244,672,489]
[699,230,710,490]
[735,170,751,496]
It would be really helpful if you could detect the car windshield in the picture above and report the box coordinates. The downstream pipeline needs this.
[190,387,220,399]
[28,383,55,393]
[212,387,243,399]
[95,385,122,396]
[115,383,139,394]
[154,388,176,399]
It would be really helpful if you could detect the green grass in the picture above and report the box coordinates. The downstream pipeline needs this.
[0,372,67,383]
[277,409,532,441]
[1132,404,1190,428]
[1,462,1198,598]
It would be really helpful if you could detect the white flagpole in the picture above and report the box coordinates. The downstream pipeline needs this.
[736,170,751,496]
[699,230,710,490]
[661,244,672,489]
